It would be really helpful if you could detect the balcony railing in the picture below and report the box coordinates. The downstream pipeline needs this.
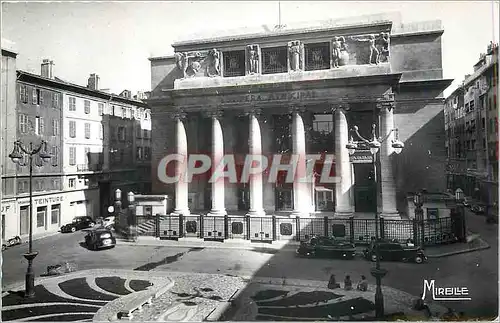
[77,164,103,172]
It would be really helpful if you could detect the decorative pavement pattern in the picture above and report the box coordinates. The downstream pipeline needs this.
[1,269,173,322]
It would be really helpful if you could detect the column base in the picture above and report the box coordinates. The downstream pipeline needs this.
[172,209,190,216]
[208,209,227,216]
[334,210,354,218]
[380,211,401,220]
[246,209,266,217]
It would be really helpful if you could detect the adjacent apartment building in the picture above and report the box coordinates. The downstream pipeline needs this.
[444,42,498,207]
[1,58,152,241]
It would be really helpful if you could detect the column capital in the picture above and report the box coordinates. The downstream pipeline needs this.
[376,101,395,112]
[288,104,306,115]
[331,103,351,114]
[203,107,224,119]
[244,106,262,116]
[170,109,187,120]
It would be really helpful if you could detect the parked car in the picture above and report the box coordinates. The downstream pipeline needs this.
[102,216,115,229]
[462,198,472,208]
[296,236,357,259]
[363,240,427,264]
[61,216,96,233]
[471,204,485,214]
[84,228,116,250]
[2,236,22,251]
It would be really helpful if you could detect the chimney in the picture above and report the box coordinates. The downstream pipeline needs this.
[41,59,55,79]
[87,73,100,90]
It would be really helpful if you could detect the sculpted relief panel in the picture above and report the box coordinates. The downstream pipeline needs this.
[175,49,222,79]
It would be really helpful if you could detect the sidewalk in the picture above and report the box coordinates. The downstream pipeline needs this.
[117,234,490,258]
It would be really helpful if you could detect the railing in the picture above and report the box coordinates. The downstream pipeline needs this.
[133,214,464,247]
[76,164,103,172]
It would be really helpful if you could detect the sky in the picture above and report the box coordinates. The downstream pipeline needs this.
[2,1,499,97]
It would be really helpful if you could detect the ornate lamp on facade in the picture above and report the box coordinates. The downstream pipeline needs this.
[9,140,52,298]
[346,123,404,319]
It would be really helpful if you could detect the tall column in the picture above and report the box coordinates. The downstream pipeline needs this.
[334,106,354,216]
[172,111,190,216]
[290,106,309,217]
[246,108,265,216]
[378,102,399,218]
[208,109,227,216]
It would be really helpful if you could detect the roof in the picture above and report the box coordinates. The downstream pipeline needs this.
[1,38,18,54]
[17,70,148,107]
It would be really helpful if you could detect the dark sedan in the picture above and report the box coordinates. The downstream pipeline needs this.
[61,216,96,233]
[84,228,116,250]
[296,236,357,259]
[363,240,427,264]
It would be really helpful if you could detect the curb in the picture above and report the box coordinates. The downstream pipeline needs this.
[116,239,300,251]
[427,243,491,258]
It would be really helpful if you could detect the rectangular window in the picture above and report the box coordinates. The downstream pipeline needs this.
[84,123,91,139]
[51,204,60,225]
[39,89,43,105]
[35,180,44,191]
[223,50,246,77]
[69,97,76,111]
[98,103,104,116]
[482,117,485,129]
[69,120,76,138]
[52,119,60,136]
[262,47,288,74]
[144,147,151,160]
[20,85,28,103]
[136,147,143,160]
[118,127,126,141]
[99,124,103,140]
[122,108,126,118]
[36,206,47,228]
[470,100,475,111]
[84,100,90,114]
[38,117,45,135]
[136,127,142,138]
[68,178,76,188]
[143,129,149,139]
[69,147,76,165]
[19,114,28,133]
[51,146,58,166]
[20,206,29,235]
[52,92,59,108]
[32,89,37,104]
[35,117,40,135]
[305,42,330,71]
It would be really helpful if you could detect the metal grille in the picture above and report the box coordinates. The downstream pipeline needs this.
[351,219,377,244]
[227,216,246,239]
[202,216,225,239]
[158,215,180,239]
[383,220,413,242]
[305,43,330,71]
[223,50,245,77]
[262,47,288,74]
[297,218,324,241]
[423,217,455,245]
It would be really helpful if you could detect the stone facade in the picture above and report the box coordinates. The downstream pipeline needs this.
[148,13,452,219]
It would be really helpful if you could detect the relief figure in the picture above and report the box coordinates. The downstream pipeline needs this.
[378,32,390,62]
[175,52,189,78]
[288,41,303,71]
[350,34,380,65]
[247,45,259,74]
[206,49,221,77]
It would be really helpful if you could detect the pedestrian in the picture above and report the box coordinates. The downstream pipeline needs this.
[328,274,340,289]
[356,275,368,291]
[344,275,353,290]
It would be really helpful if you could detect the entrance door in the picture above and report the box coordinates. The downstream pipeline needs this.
[353,163,376,213]
[20,206,29,235]
[99,181,111,218]
[238,187,250,211]
[275,188,293,211]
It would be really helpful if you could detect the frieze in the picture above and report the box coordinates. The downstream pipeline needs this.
[221,90,317,104]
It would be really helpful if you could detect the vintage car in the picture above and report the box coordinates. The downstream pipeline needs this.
[61,216,96,233]
[84,228,116,250]
[2,236,22,251]
[296,236,357,259]
[102,216,115,229]
[363,240,427,264]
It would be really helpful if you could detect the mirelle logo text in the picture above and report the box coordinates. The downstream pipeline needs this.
[422,279,471,301]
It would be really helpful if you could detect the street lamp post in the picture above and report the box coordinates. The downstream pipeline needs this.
[454,188,467,242]
[9,140,52,298]
[127,192,136,242]
[413,191,425,248]
[346,124,404,319]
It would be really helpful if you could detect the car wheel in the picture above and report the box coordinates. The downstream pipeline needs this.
[15,237,21,244]
[371,254,377,262]
[2,244,6,251]
[415,256,424,264]
[89,222,95,228]
[71,227,76,233]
